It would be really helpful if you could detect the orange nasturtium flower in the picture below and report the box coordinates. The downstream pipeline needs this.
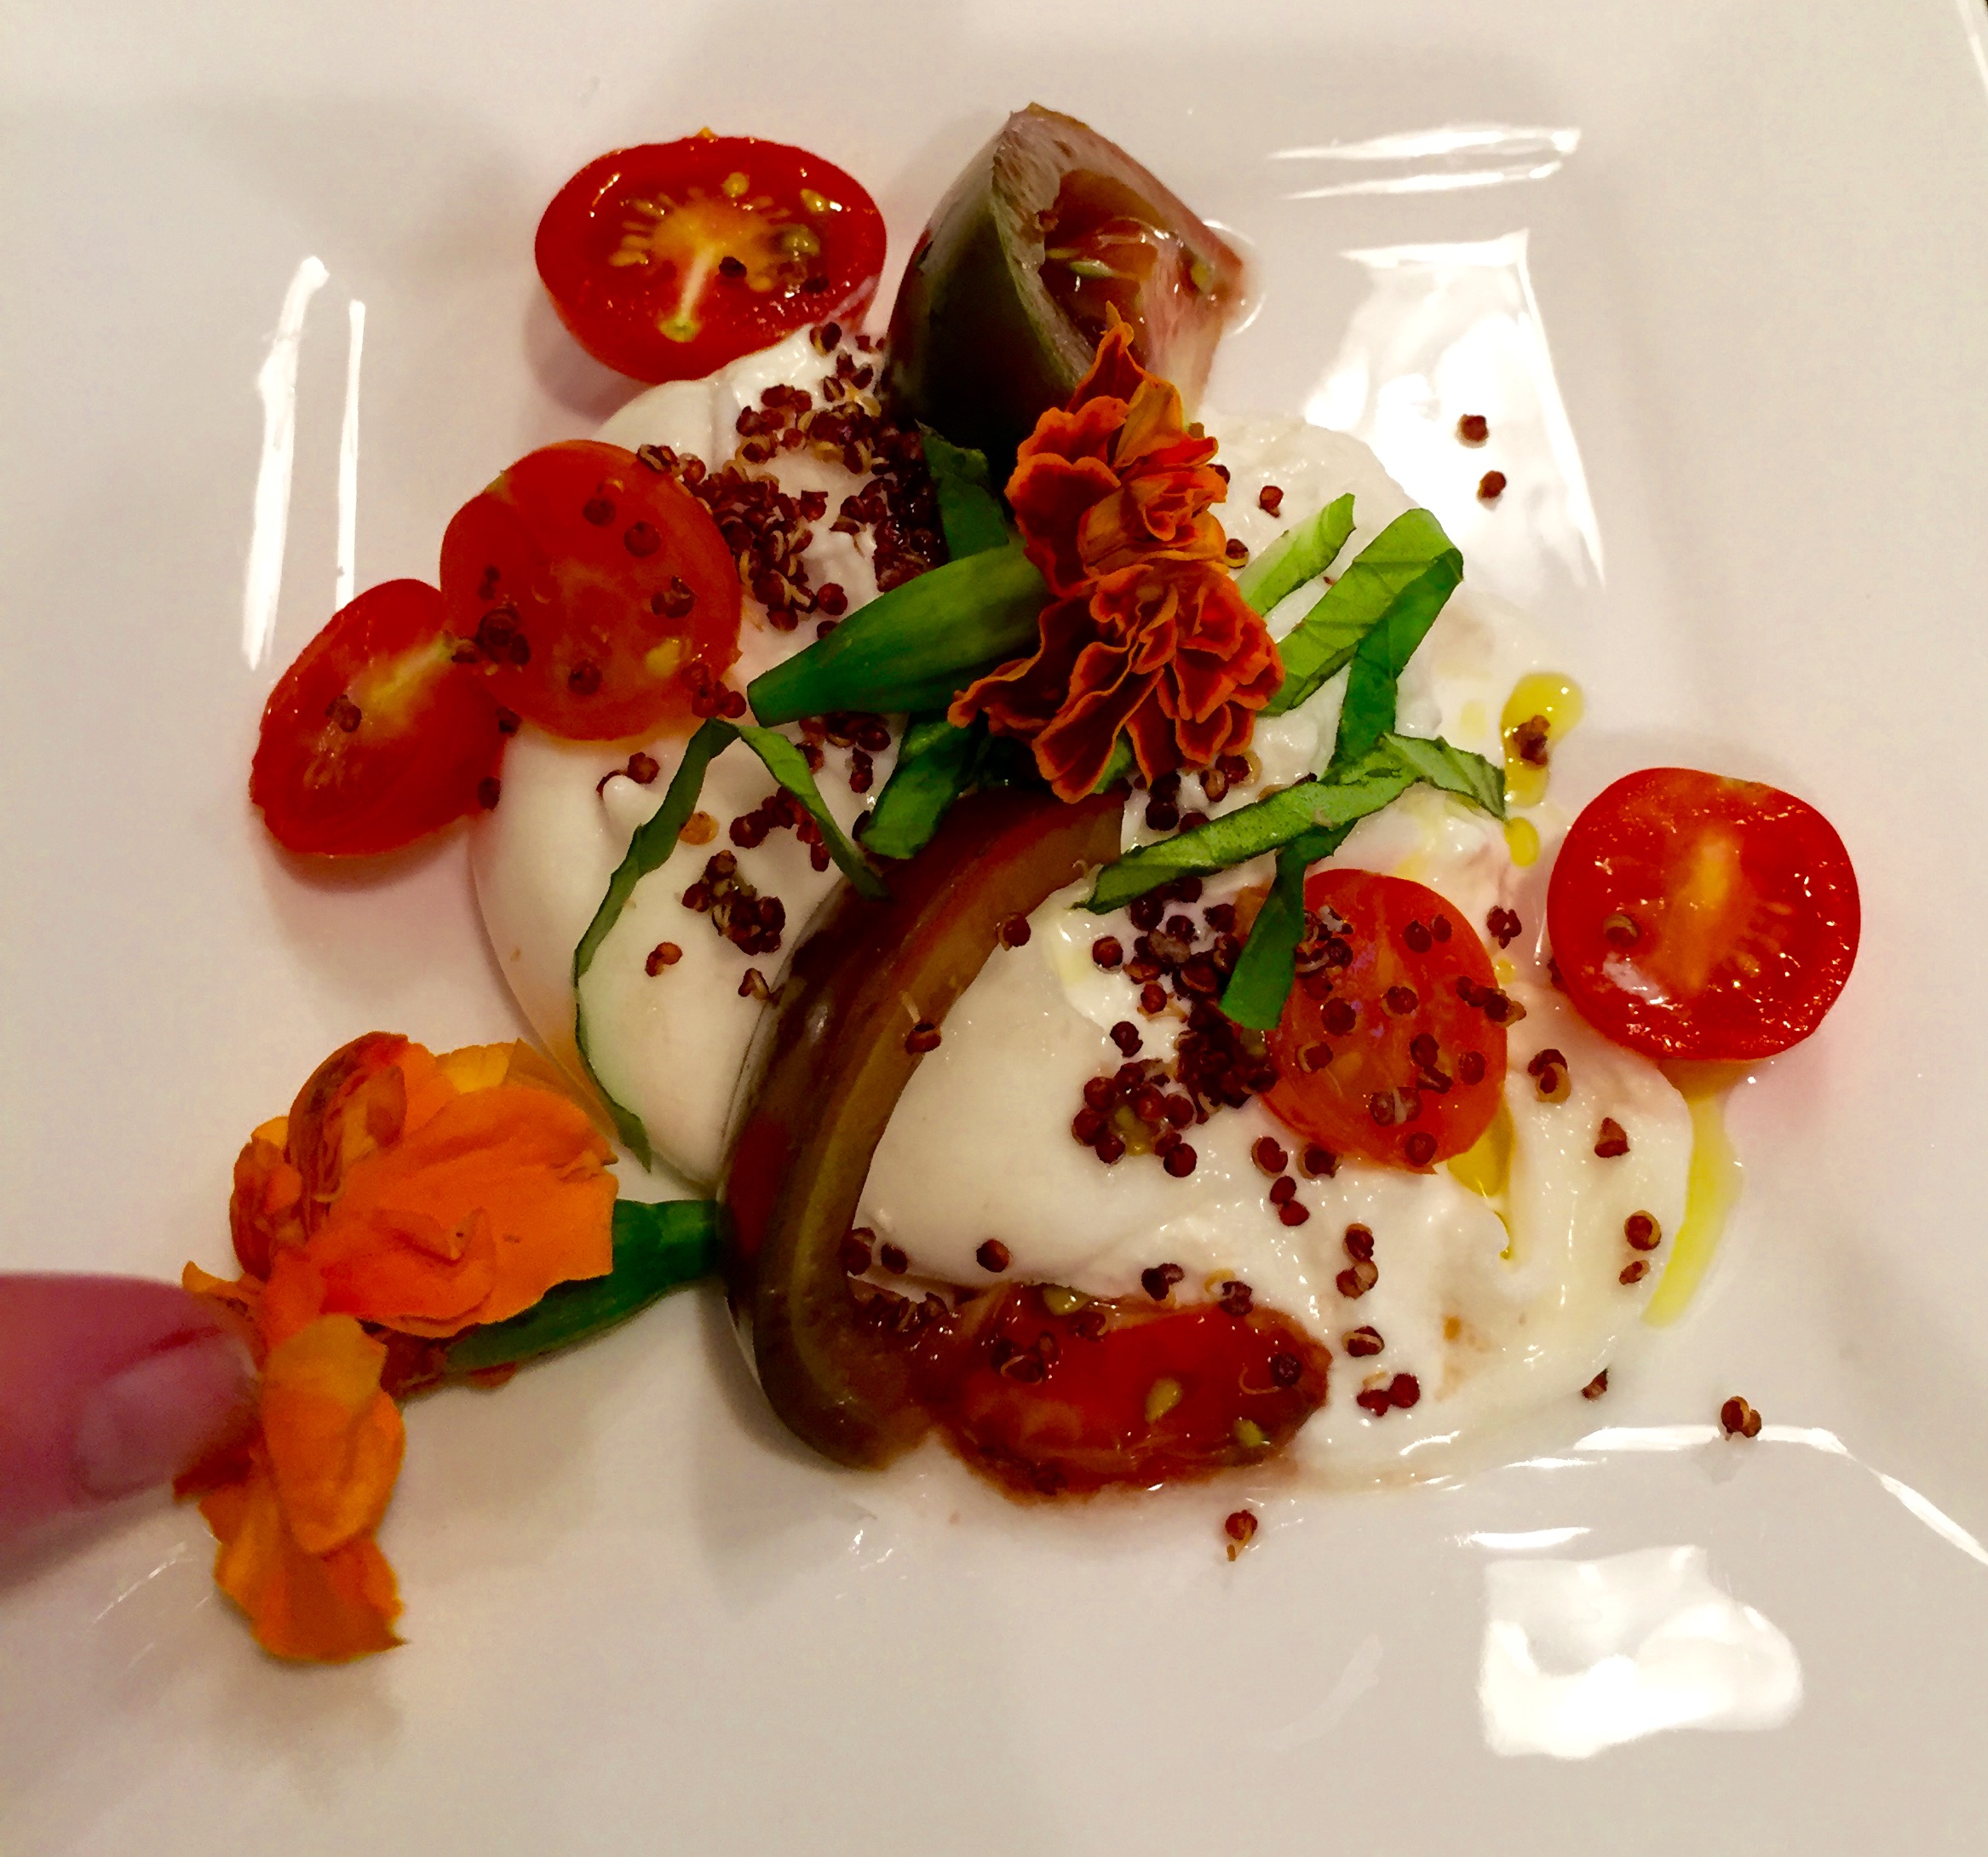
[180,1032,615,1662]
[950,312,1281,800]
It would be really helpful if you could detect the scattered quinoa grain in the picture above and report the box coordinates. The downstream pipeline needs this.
[1224,1509,1259,1559]
[1721,1395,1763,1439]
[1141,1262,1185,1302]
[1301,1143,1339,1178]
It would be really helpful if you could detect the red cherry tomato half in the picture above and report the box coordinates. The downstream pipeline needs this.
[250,579,507,855]
[1261,869,1508,1170]
[440,440,742,741]
[1547,768,1859,1061]
[536,135,887,383]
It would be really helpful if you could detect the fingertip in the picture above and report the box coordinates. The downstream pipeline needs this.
[0,1275,260,1543]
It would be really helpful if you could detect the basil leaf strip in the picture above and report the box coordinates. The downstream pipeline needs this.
[920,427,1011,560]
[1380,729,1507,815]
[1090,733,1136,795]
[747,541,1048,725]
[1216,825,1352,1031]
[1320,509,1465,756]
[572,718,885,1162]
[1237,492,1355,617]
[444,1197,722,1374]
[1083,732,1502,913]
[1263,507,1462,722]
[1083,752,1416,912]
[861,712,983,860]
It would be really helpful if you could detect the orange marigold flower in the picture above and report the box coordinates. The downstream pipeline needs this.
[952,313,1280,800]
[248,1033,616,1348]
[957,562,1279,801]
[1006,312,1231,596]
[181,1032,616,1662]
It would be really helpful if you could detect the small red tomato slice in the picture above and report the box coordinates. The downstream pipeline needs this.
[922,1285,1331,1498]
[1261,870,1508,1169]
[1547,768,1859,1061]
[250,579,506,855]
[440,440,742,741]
[536,135,887,383]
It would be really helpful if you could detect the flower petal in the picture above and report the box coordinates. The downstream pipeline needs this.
[306,1084,615,1337]
[228,1122,303,1280]
[202,1463,403,1663]
[260,1315,405,1555]
[1063,310,1148,410]
[1008,451,1122,596]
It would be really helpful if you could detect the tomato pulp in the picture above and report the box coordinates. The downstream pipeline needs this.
[917,1285,1331,1498]
[1261,869,1508,1169]
[250,579,506,855]
[536,135,886,383]
[1547,767,1859,1061]
[440,441,742,742]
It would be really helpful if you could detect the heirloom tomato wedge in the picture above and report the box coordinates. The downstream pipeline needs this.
[721,787,1335,1490]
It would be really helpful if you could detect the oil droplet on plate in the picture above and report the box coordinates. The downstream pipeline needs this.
[1502,672,1583,808]
[1504,816,1541,866]
[1644,1071,1745,1325]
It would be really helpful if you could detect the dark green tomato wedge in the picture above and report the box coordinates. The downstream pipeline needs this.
[720,789,1123,1469]
[885,105,1247,482]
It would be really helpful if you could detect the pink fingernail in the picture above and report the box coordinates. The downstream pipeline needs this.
[72,1332,257,1502]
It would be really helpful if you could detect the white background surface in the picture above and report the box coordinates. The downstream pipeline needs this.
[4,2,1988,1850]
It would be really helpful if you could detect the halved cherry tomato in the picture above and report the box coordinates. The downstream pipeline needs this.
[439,440,741,741]
[250,579,506,855]
[921,1286,1330,1498]
[536,135,886,383]
[1547,768,1859,1061]
[1261,870,1507,1169]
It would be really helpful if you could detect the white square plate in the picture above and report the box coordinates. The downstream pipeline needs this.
[6,3,1988,1850]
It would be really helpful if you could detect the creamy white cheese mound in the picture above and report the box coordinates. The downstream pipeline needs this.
[472,336,1696,1479]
